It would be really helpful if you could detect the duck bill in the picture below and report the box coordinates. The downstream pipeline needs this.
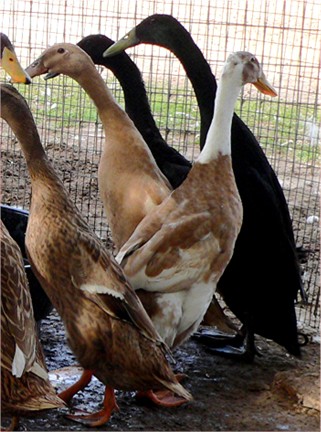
[44,71,60,80]
[103,28,139,57]
[25,56,48,79]
[253,73,277,97]
[2,47,31,84]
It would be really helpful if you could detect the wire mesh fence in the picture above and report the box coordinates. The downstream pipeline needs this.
[1,0,320,331]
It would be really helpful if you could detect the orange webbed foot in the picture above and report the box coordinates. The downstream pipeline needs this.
[58,369,93,404]
[136,389,189,407]
[136,373,189,407]
[65,387,119,427]
[1,416,19,431]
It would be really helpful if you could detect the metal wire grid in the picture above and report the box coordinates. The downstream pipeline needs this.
[1,0,320,330]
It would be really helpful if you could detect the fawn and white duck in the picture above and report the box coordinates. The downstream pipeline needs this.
[114,52,277,349]
[26,45,276,354]
[105,16,303,358]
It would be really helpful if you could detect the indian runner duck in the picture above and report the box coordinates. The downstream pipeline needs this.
[1,204,53,323]
[114,52,276,351]
[1,82,191,427]
[104,14,305,358]
[77,33,237,338]
[0,32,31,83]
[1,220,64,431]
[27,42,172,254]
[77,34,192,189]
[1,33,52,324]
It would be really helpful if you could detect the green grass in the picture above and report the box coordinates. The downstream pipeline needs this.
[4,73,319,164]
[235,98,320,164]
[148,90,320,164]
[149,88,199,129]
[17,76,100,126]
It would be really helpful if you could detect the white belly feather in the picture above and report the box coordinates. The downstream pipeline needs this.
[151,281,214,347]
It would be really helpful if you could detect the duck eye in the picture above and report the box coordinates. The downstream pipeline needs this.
[250,56,256,62]
[57,48,65,54]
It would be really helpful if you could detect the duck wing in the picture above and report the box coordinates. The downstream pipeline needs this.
[115,197,225,293]
[1,222,47,379]
[69,230,170,352]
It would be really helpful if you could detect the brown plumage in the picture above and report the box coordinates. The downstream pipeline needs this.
[1,221,64,431]
[115,52,277,349]
[26,42,171,253]
[1,82,191,426]
[116,156,242,349]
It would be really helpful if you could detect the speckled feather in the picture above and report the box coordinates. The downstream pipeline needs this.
[1,222,38,374]
[1,83,191,401]
[1,221,64,416]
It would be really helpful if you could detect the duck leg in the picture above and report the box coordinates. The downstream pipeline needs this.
[1,416,19,431]
[58,369,93,404]
[194,298,259,361]
[193,324,260,362]
[195,296,248,353]
[136,373,188,407]
[65,386,119,427]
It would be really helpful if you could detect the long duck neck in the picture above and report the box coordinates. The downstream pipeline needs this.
[71,62,131,132]
[197,69,242,163]
[145,22,216,149]
[77,36,173,153]
[1,87,53,180]
[104,52,162,141]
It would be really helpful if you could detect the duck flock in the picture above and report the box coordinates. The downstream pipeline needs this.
[1,14,306,430]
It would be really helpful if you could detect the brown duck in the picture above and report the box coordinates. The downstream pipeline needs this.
[1,83,191,427]
[27,42,171,254]
[1,221,64,431]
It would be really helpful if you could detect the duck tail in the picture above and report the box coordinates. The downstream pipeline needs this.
[29,392,66,410]
[7,391,65,413]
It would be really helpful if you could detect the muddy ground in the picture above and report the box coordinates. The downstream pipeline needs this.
[1,308,320,431]
[1,123,320,431]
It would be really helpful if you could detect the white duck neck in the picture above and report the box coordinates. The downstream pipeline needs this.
[197,67,242,163]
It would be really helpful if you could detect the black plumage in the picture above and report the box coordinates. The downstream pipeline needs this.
[78,34,191,189]
[81,24,304,356]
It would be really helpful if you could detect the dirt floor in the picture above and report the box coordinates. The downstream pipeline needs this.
[1,124,320,431]
[1,309,320,431]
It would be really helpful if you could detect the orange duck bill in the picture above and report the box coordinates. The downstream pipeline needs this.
[253,72,277,96]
